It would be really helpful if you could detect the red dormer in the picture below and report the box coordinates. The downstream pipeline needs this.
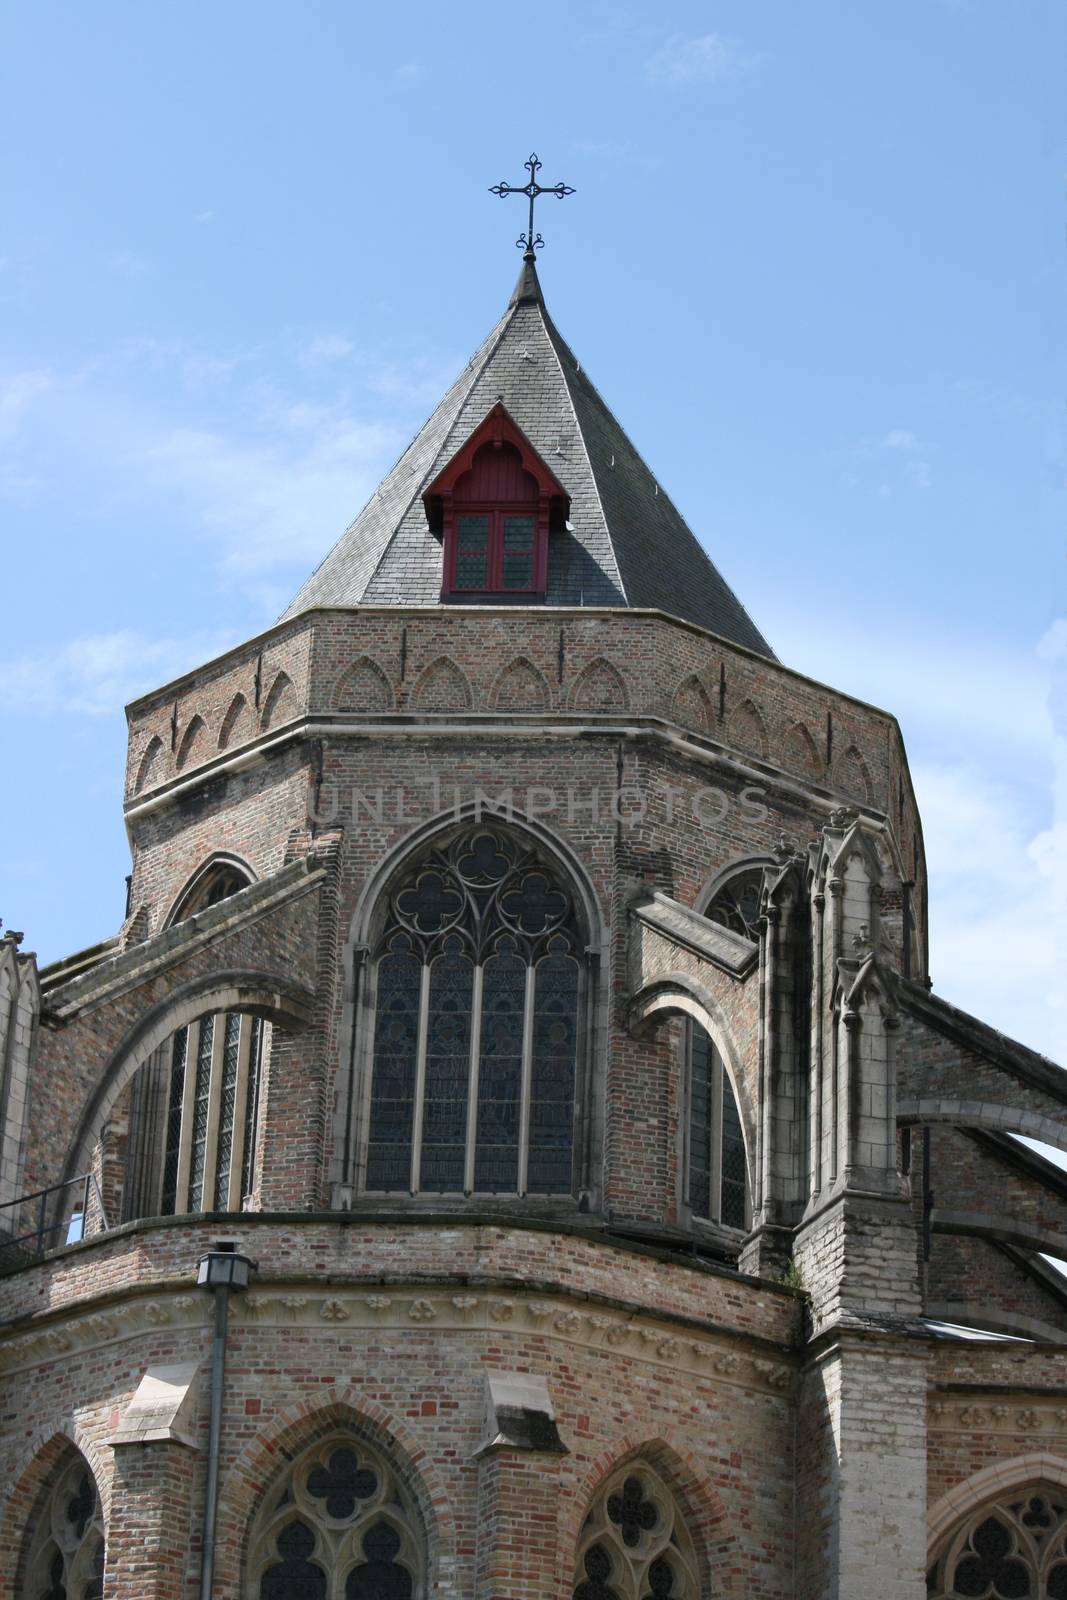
[423,402,569,600]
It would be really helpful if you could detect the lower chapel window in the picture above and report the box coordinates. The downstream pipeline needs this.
[124,1012,265,1219]
[364,826,584,1197]
[686,1023,748,1231]
[574,1463,699,1600]
[927,1493,1067,1599]
[249,1435,422,1600]
[21,1454,104,1600]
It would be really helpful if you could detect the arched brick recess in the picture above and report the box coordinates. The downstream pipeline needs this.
[927,1452,1067,1555]
[0,1428,110,1600]
[61,970,315,1186]
[730,698,768,759]
[671,673,713,732]
[411,655,472,712]
[840,744,873,804]
[570,656,629,713]
[489,655,551,711]
[558,1432,738,1600]
[175,715,206,772]
[134,734,164,794]
[219,691,250,749]
[214,1390,457,1597]
[782,721,820,775]
[897,1098,1067,1156]
[335,654,394,712]
[261,670,295,730]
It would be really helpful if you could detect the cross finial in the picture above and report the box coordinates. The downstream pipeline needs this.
[489,153,575,259]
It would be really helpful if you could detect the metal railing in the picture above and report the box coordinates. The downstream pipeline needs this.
[0,1173,111,1269]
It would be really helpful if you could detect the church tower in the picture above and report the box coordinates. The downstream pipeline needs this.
[2,172,1066,1600]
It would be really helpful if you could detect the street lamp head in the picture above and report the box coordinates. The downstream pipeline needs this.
[197,1249,256,1292]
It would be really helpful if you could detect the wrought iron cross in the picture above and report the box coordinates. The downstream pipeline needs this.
[489,153,575,258]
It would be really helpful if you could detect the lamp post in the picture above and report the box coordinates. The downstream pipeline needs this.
[197,1246,255,1600]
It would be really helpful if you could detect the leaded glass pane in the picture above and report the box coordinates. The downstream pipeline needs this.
[954,1516,1031,1598]
[159,1026,188,1216]
[187,1017,215,1212]
[261,1520,327,1600]
[528,952,578,1194]
[456,514,489,591]
[366,953,422,1191]
[420,950,473,1192]
[720,1068,747,1230]
[345,1523,412,1600]
[706,868,763,941]
[241,1017,263,1202]
[687,1026,712,1220]
[212,1013,242,1211]
[474,950,526,1192]
[457,514,488,545]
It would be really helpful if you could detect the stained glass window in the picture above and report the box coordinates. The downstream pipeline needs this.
[128,1012,266,1220]
[928,1493,1067,1600]
[250,1435,422,1600]
[366,826,584,1198]
[20,1454,105,1600]
[705,867,763,942]
[573,1463,698,1600]
[686,1023,748,1232]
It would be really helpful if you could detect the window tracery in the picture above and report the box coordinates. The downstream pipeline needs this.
[364,825,584,1197]
[704,867,763,943]
[685,1022,747,1232]
[574,1463,699,1600]
[248,1435,422,1600]
[170,859,253,925]
[123,1012,265,1220]
[21,1454,104,1600]
[927,1491,1067,1599]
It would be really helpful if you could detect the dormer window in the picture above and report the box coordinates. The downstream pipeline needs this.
[424,402,568,601]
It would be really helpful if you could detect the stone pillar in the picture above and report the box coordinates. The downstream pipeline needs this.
[797,1337,928,1600]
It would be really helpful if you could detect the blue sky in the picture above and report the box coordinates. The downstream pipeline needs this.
[1,1,1065,1060]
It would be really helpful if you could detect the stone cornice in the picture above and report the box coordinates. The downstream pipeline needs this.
[0,1279,797,1398]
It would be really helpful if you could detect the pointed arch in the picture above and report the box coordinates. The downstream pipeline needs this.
[411,655,472,712]
[927,1453,1067,1552]
[840,743,874,804]
[336,655,394,713]
[670,673,713,732]
[134,733,165,793]
[926,1463,1067,1598]
[562,1434,737,1600]
[781,721,821,775]
[261,671,296,730]
[214,1392,456,1598]
[165,852,256,927]
[570,656,629,713]
[2,1432,107,1600]
[175,714,207,772]
[730,697,768,760]
[219,691,251,750]
[489,655,551,712]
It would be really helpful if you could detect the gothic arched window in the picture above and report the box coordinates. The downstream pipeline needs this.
[123,1012,266,1220]
[574,1462,699,1600]
[685,1022,748,1232]
[20,1452,105,1600]
[248,1434,424,1600]
[703,866,764,942]
[169,857,254,925]
[364,825,584,1197]
[927,1491,1067,1599]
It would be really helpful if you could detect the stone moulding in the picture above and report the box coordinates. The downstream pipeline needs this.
[0,1283,795,1397]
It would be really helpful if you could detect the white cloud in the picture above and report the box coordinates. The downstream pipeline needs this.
[108,250,150,280]
[299,334,355,366]
[0,629,233,716]
[0,369,52,435]
[391,61,422,90]
[647,33,757,86]
[882,429,921,451]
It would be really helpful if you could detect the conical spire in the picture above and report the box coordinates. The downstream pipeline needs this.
[281,266,773,658]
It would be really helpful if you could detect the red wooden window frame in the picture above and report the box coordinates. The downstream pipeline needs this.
[423,403,568,599]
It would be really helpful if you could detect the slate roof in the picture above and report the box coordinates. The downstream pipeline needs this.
[281,259,774,657]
